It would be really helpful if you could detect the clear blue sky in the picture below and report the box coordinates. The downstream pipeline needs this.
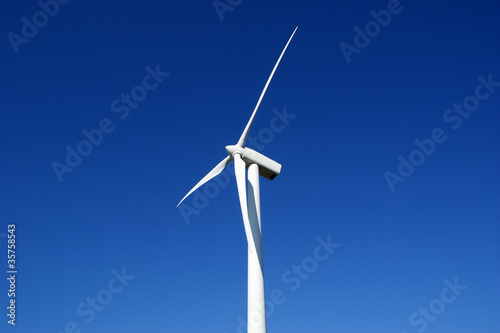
[1,1,499,332]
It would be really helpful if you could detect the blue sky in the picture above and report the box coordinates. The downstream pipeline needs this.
[1,1,499,332]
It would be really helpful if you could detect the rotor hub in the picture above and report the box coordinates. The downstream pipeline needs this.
[225,145,244,158]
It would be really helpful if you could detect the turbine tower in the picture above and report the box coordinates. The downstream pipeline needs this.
[177,26,298,333]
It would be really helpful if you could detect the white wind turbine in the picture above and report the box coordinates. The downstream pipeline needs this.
[177,26,298,333]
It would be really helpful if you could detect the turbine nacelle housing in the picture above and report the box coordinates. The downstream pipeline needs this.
[225,145,281,181]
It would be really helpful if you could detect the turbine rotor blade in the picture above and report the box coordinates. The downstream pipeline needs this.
[234,154,256,251]
[177,155,232,207]
[236,26,298,147]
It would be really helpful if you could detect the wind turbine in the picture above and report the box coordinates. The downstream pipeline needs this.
[177,26,298,333]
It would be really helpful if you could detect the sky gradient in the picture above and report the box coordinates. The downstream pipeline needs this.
[1,1,499,332]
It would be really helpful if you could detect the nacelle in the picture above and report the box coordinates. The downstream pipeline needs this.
[225,145,281,180]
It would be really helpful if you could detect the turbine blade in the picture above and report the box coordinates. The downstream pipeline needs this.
[177,156,232,207]
[236,26,298,147]
[234,154,255,250]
